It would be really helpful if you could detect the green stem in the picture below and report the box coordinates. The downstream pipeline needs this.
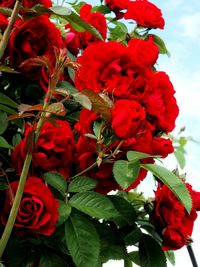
[0,0,22,61]
[69,162,98,180]
[0,153,32,257]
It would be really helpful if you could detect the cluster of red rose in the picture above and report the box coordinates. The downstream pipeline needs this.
[0,0,199,251]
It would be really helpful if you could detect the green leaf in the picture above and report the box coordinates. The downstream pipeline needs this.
[92,5,111,14]
[0,93,18,109]
[50,5,72,15]
[174,146,186,169]
[165,250,175,266]
[56,81,78,95]
[40,253,69,267]
[113,160,140,189]
[65,213,100,267]
[122,226,142,246]
[12,134,21,147]
[73,92,92,110]
[0,136,13,149]
[127,151,157,162]
[56,200,71,227]
[0,104,17,115]
[139,234,167,267]
[141,163,192,213]
[94,221,127,262]
[69,191,119,219]
[68,66,75,81]
[0,177,8,190]
[128,251,140,266]
[124,258,133,267]
[151,34,170,56]
[68,176,98,192]
[0,111,8,135]
[67,11,103,40]
[0,64,19,74]
[44,172,67,196]
[108,195,137,225]
[0,7,21,18]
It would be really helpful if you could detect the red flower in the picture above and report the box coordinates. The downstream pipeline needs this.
[105,0,130,19]
[111,99,146,139]
[151,183,199,251]
[128,36,159,67]
[7,15,63,91]
[1,177,59,236]
[0,14,8,31]
[65,4,107,54]
[75,41,150,100]
[124,0,165,29]
[141,71,179,133]
[151,137,174,158]
[0,0,52,8]
[12,120,75,178]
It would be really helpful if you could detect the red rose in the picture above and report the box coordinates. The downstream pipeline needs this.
[151,184,199,251]
[0,0,52,8]
[75,41,150,100]
[141,71,179,133]
[111,99,146,139]
[128,36,159,67]
[7,15,63,90]
[65,4,107,54]
[105,0,130,19]
[0,14,8,31]
[1,177,59,236]
[12,120,75,178]
[124,0,165,29]
[151,137,174,158]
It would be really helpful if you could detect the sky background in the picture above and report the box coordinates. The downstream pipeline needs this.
[60,0,200,265]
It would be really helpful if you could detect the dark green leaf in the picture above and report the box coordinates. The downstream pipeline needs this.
[113,160,140,189]
[94,221,127,262]
[108,195,137,225]
[68,176,98,192]
[69,191,119,219]
[0,93,18,108]
[68,66,75,81]
[56,200,71,227]
[0,136,13,149]
[151,34,170,56]
[0,177,8,190]
[40,253,69,267]
[12,134,21,147]
[122,226,142,246]
[124,258,133,267]
[0,104,17,114]
[92,5,111,14]
[65,213,100,267]
[139,234,167,267]
[44,172,67,196]
[141,163,192,213]
[128,251,140,266]
[0,111,8,135]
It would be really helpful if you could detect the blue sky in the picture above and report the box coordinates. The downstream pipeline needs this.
[58,0,200,265]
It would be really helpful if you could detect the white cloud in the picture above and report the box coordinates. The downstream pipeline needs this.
[178,12,200,41]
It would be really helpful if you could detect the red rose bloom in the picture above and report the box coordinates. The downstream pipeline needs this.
[0,14,8,31]
[141,71,179,133]
[0,0,52,8]
[105,0,130,19]
[124,0,165,29]
[151,183,200,251]
[128,36,159,67]
[151,137,174,158]
[12,120,75,178]
[75,41,150,100]
[7,15,63,91]
[111,99,146,139]
[65,4,107,54]
[1,177,59,236]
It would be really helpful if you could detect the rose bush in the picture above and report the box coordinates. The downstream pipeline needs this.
[0,0,199,266]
